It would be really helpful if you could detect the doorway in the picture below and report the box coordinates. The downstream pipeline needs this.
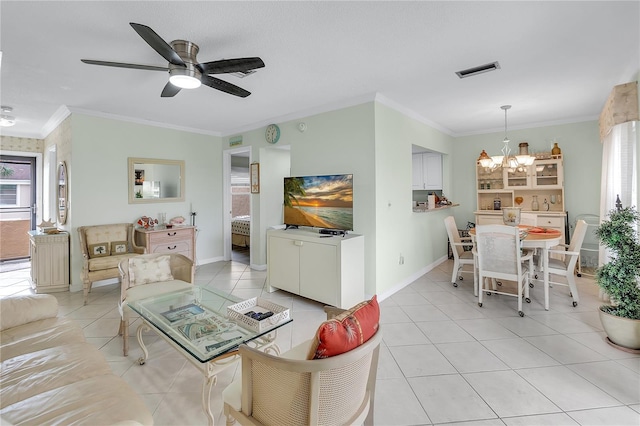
[0,155,37,262]
[223,147,252,265]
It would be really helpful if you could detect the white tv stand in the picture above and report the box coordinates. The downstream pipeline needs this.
[267,228,365,309]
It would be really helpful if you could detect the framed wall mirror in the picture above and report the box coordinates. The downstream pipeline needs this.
[57,161,68,224]
[128,157,185,204]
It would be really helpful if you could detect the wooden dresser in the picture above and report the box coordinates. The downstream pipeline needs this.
[135,226,196,261]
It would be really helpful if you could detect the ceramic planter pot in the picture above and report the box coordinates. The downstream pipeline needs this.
[599,308,640,350]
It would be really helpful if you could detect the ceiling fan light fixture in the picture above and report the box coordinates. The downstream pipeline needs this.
[169,73,201,89]
[0,114,16,127]
[0,106,15,127]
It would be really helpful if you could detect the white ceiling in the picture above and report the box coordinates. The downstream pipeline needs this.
[1,1,638,139]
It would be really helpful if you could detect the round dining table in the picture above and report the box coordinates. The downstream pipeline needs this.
[469,225,562,310]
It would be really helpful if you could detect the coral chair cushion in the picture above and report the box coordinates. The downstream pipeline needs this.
[308,295,380,359]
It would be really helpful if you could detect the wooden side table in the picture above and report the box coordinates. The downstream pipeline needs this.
[28,230,70,293]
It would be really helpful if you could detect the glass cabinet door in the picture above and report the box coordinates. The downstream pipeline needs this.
[504,167,530,189]
[533,159,562,188]
[476,165,503,190]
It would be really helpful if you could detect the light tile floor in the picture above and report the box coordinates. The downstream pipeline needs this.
[1,259,639,426]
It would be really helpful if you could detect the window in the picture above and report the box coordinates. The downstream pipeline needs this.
[0,184,17,206]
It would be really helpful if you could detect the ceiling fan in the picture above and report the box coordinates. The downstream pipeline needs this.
[81,22,264,98]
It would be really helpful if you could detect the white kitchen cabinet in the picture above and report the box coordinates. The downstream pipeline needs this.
[28,231,69,293]
[412,152,442,190]
[135,226,196,261]
[267,229,364,309]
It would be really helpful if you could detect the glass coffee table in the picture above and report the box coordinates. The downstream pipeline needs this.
[128,286,292,426]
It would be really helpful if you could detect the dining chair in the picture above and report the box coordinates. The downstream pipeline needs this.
[475,224,532,317]
[444,216,477,294]
[545,219,588,307]
[519,212,540,284]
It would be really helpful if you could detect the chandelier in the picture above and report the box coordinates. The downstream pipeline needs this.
[478,105,535,170]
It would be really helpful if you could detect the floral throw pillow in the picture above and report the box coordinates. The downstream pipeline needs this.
[307,295,380,360]
[88,242,110,258]
[129,255,174,286]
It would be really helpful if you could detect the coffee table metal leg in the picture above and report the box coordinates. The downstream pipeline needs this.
[136,322,150,365]
[248,331,281,355]
[202,372,217,426]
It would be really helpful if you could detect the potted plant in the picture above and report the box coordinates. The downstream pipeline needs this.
[595,206,640,350]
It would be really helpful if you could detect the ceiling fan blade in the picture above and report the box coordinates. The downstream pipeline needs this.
[129,22,186,67]
[81,59,169,72]
[161,82,181,97]
[199,57,265,74]
[201,75,251,97]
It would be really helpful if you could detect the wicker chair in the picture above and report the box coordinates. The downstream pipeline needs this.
[118,253,195,356]
[222,309,382,426]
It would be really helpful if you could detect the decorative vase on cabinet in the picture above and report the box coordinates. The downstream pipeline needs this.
[551,142,562,156]
[531,195,540,211]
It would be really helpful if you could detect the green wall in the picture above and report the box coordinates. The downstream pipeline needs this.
[374,103,455,298]
[68,114,221,291]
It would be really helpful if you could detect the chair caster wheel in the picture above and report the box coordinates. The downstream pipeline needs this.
[518,311,524,317]
[572,301,578,307]
[138,358,145,366]
[452,282,458,287]
[577,273,582,277]
[534,274,539,279]
[497,281,503,286]
[459,276,464,281]
[569,292,573,297]
[486,292,491,296]
[525,298,531,303]
[478,302,483,307]
[529,283,534,288]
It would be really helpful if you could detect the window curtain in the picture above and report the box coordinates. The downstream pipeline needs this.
[599,121,637,301]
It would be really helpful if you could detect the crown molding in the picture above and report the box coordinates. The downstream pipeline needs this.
[40,105,72,139]
[374,93,455,136]
[220,93,379,137]
[455,114,600,138]
[65,107,223,137]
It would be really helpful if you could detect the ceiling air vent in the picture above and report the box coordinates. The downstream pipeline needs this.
[455,61,500,79]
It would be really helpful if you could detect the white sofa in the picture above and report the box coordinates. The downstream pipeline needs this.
[0,294,153,426]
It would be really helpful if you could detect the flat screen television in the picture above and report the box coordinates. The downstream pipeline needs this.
[284,174,353,231]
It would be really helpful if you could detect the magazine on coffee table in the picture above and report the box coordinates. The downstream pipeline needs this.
[177,316,236,342]
[160,303,205,323]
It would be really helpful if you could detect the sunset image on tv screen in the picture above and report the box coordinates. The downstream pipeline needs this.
[284,174,353,230]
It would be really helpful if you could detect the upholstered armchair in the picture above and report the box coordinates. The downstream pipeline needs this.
[78,223,145,305]
[118,253,195,356]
